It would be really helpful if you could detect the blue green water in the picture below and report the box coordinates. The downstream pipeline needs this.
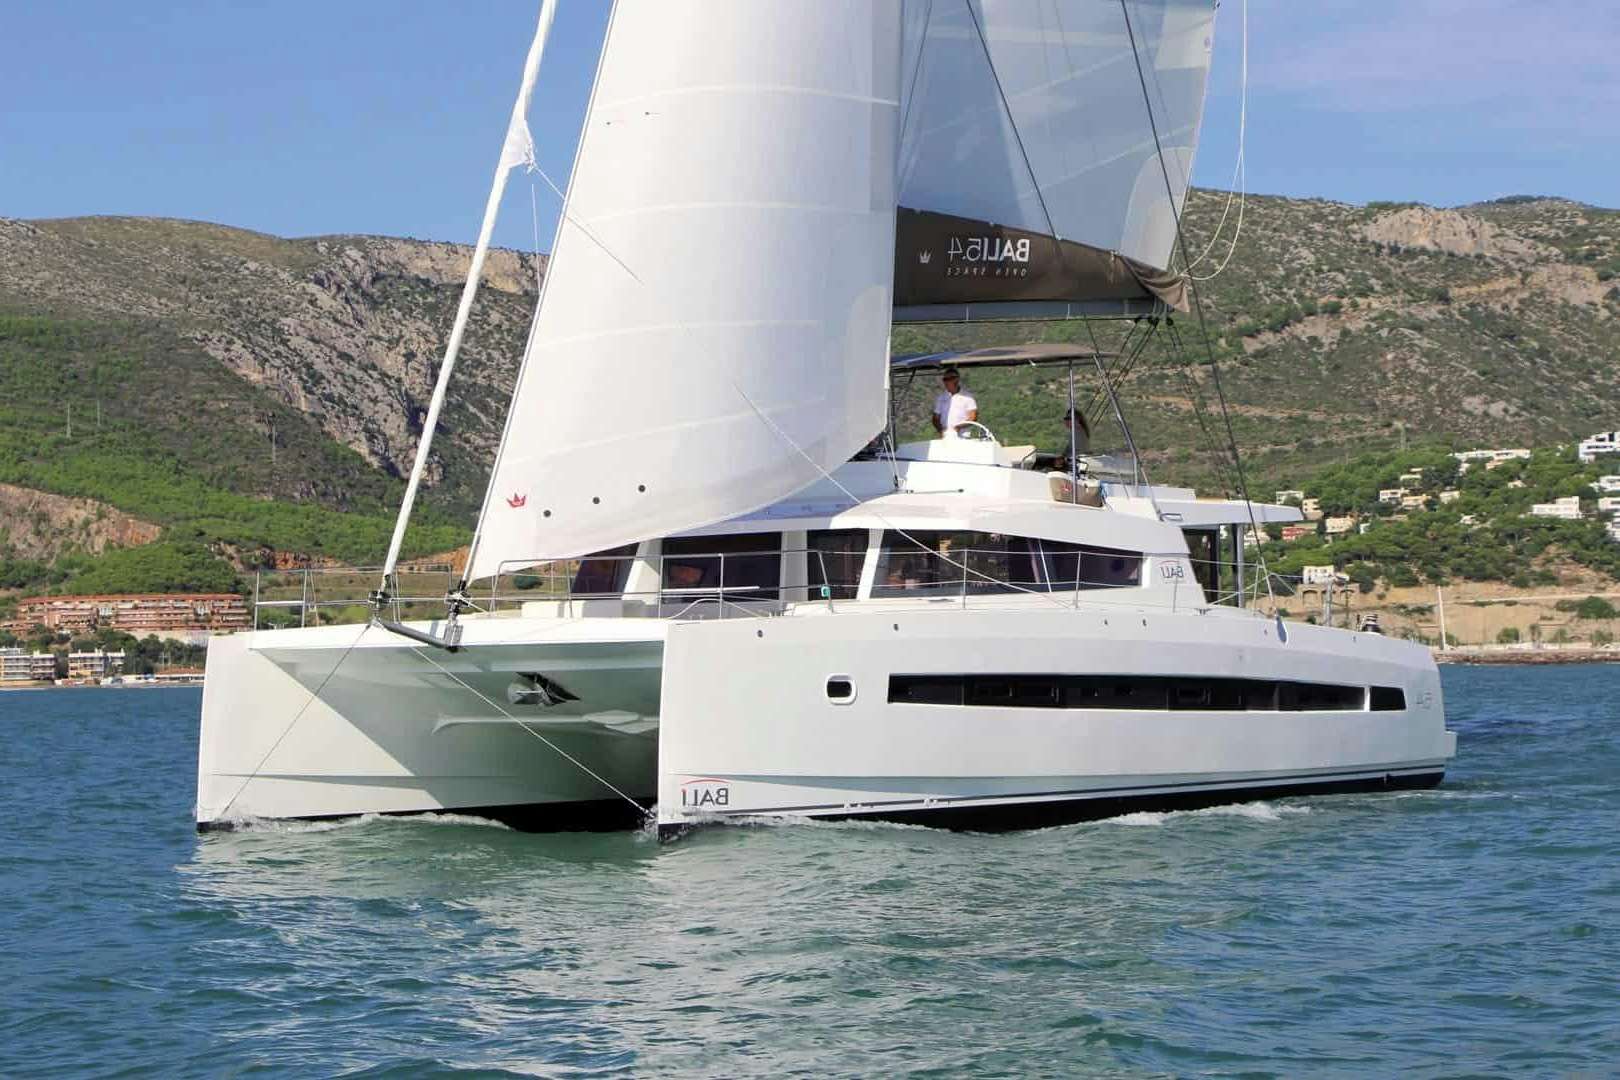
[2,667,1617,1077]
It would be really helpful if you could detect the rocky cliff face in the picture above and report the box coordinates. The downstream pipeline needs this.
[0,483,161,561]
[4,194,1617,510]
[1359,205,1555,262]
[0,217,539,489]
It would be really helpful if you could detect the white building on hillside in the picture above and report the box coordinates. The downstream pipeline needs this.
[1378,487,1406,505]
[1275,489,1304,504]
[1597,497,1620,515]
[1529,496,1583,521]
[1454,448,1531,468]
[1,648,57,683]
[1596,475,1620,494]
[1578,431,1620,463]
[1324,516,1356,535]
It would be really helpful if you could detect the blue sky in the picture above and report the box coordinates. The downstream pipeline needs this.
[2,1,1615,249]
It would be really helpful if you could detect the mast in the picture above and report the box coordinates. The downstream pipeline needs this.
[373,0,559,614]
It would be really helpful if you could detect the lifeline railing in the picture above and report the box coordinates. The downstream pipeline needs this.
[248,551,1321,629]
[250,564,457,631]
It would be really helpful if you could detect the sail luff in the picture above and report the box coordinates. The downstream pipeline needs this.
[378,0,559,590]
[462,0,624,588]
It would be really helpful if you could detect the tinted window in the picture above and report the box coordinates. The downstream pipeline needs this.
[662,533,781,601]
[572,544,636,596]
[1036,540,1143,590]
[807,529,867,600]
[891,674,1374,712]
[871,531,1112,597]
[1181,529,1220,603]
[1370,686,1406,711]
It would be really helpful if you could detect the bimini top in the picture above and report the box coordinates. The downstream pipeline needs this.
[890,344,1111,375]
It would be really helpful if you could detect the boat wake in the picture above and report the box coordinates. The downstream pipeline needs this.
[1104,801,1313,827]
[206,811,514,835]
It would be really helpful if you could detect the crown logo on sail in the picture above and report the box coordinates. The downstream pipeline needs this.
[917,250,932,265]
[506,493,527,508]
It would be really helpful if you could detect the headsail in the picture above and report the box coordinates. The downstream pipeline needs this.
[893,0,1217,320]
[466,2,904,582]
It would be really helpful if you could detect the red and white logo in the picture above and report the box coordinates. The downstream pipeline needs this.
[506,493,527,508]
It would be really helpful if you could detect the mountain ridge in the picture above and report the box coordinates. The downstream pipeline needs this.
[1,189,1617,591]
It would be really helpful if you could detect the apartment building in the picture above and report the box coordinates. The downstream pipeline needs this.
[0,648,57,683]
[2,594,248,639]
[66,650,125,680]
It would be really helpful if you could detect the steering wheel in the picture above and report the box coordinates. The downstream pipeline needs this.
[954,421,996,443]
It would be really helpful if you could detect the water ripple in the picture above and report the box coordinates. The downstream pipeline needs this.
[3,670,1619,1076]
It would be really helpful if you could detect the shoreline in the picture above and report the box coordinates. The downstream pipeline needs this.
[1435,647,1620,665]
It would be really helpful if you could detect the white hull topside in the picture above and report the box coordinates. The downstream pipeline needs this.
[197,600,1454,833]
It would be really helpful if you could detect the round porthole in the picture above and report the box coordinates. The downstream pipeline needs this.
[826,676,856,704]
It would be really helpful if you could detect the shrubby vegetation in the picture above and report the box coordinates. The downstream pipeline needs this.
[1257,445,1620,587]
[0,313,470,594]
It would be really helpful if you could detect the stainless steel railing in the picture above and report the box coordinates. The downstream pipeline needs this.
[247,549,1319,629]
[250,564,457,631]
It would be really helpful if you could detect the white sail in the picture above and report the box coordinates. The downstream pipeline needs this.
[893,0,1218,316]
[467,1,904,582]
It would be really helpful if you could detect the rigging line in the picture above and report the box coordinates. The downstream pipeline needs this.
[1081,317,1163,519]
[1085,318,1148,409]
[410,647,653,824]
[1187,0,1248,280]
[215,622,372,822]
[963,0,1064,254]
[731,382,1077,610]
[1119,0,1272,605]
[897,0,934,146]
[532,165,644,286]
[1166,320,1236,497]
[1083,318,1154,427]
[529,181,544,294]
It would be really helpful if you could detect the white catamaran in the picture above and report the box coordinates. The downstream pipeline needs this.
[197,0,1455,835]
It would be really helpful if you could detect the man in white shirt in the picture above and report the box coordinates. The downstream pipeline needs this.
[931,367,978,438]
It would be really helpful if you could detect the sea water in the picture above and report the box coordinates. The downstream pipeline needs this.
[2,667,1617,1077]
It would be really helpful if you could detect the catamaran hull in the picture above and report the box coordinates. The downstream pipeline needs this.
[655,608,1455,835]
[195,622,664,830]
[197,607,1454,834]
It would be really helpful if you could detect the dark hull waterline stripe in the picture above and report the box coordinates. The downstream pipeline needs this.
[659,768,1446,838]
[198,769,1444,836]
[693,765,1443,817]
[196,796,654,835]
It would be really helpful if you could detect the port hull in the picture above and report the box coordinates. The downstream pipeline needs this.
[655,607,1455,833]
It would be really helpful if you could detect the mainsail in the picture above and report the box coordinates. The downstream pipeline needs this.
[466,2,904,582]
[893,0,1217,319]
